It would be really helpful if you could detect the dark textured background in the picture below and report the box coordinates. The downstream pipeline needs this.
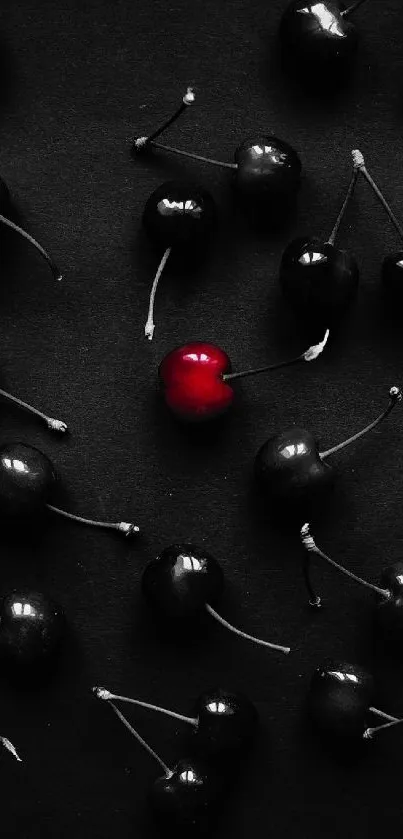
[0,0,402,836]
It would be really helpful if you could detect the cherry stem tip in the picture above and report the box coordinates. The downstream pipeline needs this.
[0,737,22,762]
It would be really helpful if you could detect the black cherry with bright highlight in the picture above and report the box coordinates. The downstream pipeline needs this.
[142,544,291,655]
[255,386,402,516]
[352,150,403,301]
[159,332,329,422]
[133,90,302,219]
[93,693,220,833]
[0,589,64,666]
[279,1,370,83]
[93,686,258,759]
[280,150,359,336]
[0,175,61,281]
[0,442,139,536]
[307,660,403,743]
[142,180,216,341]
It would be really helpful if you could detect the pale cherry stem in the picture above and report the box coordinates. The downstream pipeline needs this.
[342,0,370,16]
[0,213,61,281]
[133,87,195,152]
[144,247,171,341]
[93,687,197,727]
[0,736,22,762]
[46,505,139,536]
[107,700,172,777]
[364,717,403,740]
[0,388,67,433]
[300,523,391,600]
[369,707,400,723]
[145,141,237,170]
[320,386,402,460]
[326,168,358,247]
[352,149,403,242]
[205,604,291,655]
[223,330,329,382]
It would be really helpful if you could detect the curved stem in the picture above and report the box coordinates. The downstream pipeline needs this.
[370,707,400,723]
[0,213,61,281]
[132,87,195,152]
[0,388,67,433]
[144,141,237,170]
[302,549,322,609]
[352,149,403,243]
[363,717,403,740]
[341,0,369,16]
[300,523,390,600]
[327,169,358,247]
[144,247,171,341]
[0,736,21,762]
[46,505,139,537]
[320,386,401,460]
[205,604,291,655]
[223,330,329,382]
[106,700,172,777]
[93,687,197,727]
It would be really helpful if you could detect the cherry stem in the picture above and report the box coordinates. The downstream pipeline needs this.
[106,699,173,777]
[370,707,400,723]
[223,330,329,382]
[302,549,322,609]
[93,687,197,727]
[0,736,21,762]
[363,717,403,740]
[300,523,391,600]
[342,0,369,16]
[205,604,291,655]
[46,505,139,537]
[327,168,358,247]
[144,246,172,341]
[0,388,67,433]
[0,213,61,281]
[352,150,403,242]
[320,386,402,460]
[132,87,195,153]
[143,141,237,170]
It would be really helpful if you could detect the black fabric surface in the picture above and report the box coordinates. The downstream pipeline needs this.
[0,1,402,836]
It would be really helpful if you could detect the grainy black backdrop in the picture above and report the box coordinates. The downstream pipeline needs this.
[0,1,402,836]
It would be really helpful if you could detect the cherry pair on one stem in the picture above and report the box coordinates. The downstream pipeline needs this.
[142,543,291,656]
[280,149,360,337]
[255,385,402,516]
[300,522,403,648]
[0,441,139,537]
[307,660,403,743]
[159,332,329,422]
[279,0,370,82]
[93,685,258,760]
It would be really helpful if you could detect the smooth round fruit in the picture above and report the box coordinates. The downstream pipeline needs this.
[279,1,359,78]
[234,136,301,212]
[307,660,374,739]
[0,442,56,517]
[194,688,258,756]
[142,544,224,620]
[255,428,334,506]
[142,180,216,251]
[150,758,218,833]
[0,589,64,665]
[376,563,403,644]
[159,342,233,422]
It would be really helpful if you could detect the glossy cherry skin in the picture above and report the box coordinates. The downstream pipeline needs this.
[234,136,301,214]
[255,428,333,510]
[279,1,358,79]
[150,758,219,834]
[280,238,359,334]
[0,589,64,665]
[307,660,374,739]
[193,688,258,758]
[0,442,56,517]
[159,343,234,422]
[142,180,216,252]
[142,544,224,620]
[382,252,403,301]
[375,563,403,645]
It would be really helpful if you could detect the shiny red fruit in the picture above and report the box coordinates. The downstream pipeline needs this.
[159,342,234,421]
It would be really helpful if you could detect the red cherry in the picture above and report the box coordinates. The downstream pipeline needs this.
[159,343,234,422]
